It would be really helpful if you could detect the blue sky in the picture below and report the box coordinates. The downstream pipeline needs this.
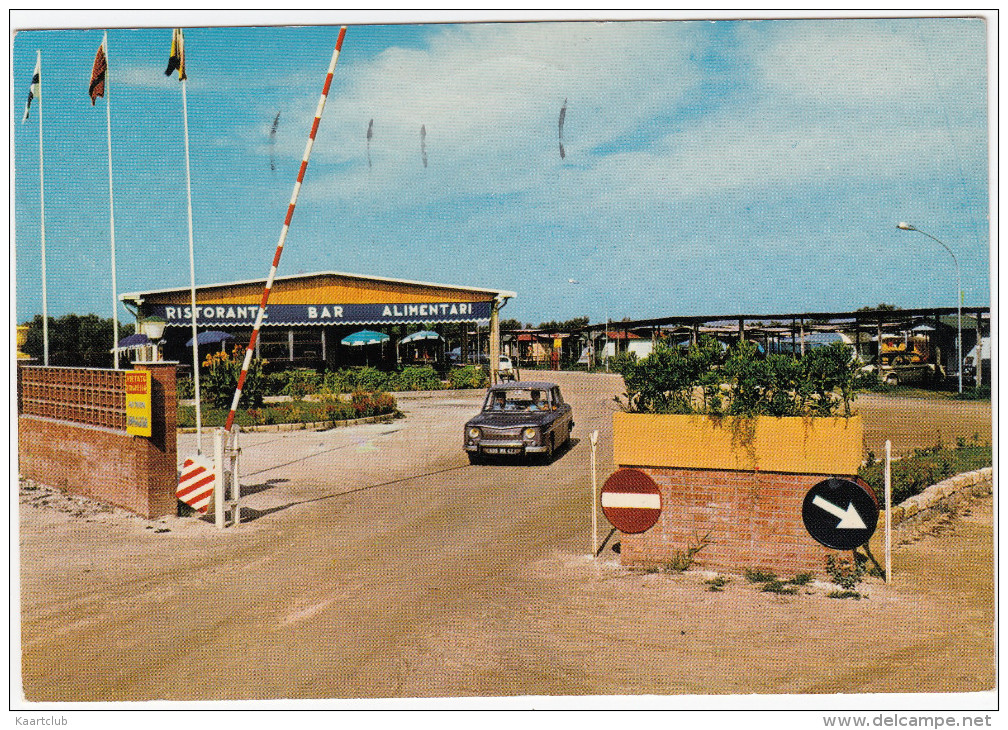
[12,14,991,327]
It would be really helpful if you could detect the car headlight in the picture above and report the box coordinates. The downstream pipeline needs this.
[523,427,537,441]
[468,427,481,440]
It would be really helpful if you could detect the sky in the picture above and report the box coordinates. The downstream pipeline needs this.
[11,12,992,327]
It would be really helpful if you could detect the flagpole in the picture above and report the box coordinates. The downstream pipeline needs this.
[35,49,49,366]
[224,26,347,435]
[180,76,203,453]
[103,31,120,370]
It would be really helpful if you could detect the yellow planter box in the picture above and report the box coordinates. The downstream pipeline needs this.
[613,412,864,475]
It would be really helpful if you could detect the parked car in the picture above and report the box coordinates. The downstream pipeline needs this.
[464,381,574,464]
[498,355,520,381]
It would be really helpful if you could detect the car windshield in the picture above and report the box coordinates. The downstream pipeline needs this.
[483,388,551,413]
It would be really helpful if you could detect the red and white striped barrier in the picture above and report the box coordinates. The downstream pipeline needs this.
[177,454,215,513]
[225,26,347,434]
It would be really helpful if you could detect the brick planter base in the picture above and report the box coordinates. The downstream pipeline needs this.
[619,467,860,576]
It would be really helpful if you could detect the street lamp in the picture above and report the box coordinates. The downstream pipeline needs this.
[140,315,167,363]
[896,222,962,393]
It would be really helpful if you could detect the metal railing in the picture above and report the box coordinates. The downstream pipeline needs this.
[18,365,127,431]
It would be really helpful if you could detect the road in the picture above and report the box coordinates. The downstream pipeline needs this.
[17,373,994,701]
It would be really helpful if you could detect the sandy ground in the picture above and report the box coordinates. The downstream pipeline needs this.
[16,373,994,702]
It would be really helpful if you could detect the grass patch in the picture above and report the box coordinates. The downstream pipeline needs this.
[705,576,730,592]
[743,568,778,584]
[860,436,992,505]
[761,580,798,595]
[827,590,862,600]
[788,572,813,586]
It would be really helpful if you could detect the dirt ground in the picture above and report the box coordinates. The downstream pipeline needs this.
[15,373,994,703]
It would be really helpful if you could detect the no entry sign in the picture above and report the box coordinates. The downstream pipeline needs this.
[802,477,879,550]
[601,468,662,534]
[177,453,215,514]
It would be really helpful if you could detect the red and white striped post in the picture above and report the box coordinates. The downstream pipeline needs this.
[224,26,347,435]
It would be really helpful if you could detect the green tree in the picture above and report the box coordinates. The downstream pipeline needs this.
[21,313,131,367]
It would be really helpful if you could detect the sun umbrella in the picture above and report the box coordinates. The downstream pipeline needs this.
[399,330,442,344]
[185,330,236,347]
[115,333,150,350]
[341,330,390,346]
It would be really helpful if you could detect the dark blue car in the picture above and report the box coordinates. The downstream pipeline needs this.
[464,381,574,464]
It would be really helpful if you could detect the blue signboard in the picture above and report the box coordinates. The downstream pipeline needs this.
[151,301,492,327]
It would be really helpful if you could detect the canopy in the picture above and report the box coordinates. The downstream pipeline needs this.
[341,329,390,346]
[400,330,442,344]
[185,330,235,347]
[116,333,151,349]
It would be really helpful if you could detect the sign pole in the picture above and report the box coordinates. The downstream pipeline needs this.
[590,429,599,556]
[224,26,347,435]
[885,439,892,584]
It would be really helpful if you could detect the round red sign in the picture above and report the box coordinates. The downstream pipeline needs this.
[601,468,662,534]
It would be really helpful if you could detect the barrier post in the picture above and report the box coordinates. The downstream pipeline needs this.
[230,426,241,526]
[885,439,892,584]
[214,428,225,530]
[590,429,599,556]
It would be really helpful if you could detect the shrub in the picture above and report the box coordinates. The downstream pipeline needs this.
[448,365,489,389]
[279,368,322,400]
[613,337,868,418]
[322,367,391,394]
[201,346,267,408]
[176,375,195,400]
[761,580,798,595]
[389,365,443,392]
[858,438,992,505]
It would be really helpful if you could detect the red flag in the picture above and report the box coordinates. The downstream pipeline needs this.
[89,41,106,105]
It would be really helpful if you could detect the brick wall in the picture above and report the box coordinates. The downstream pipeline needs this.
[17,362,178,519]
[620,466,861,576]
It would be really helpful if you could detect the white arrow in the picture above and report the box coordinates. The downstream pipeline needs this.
[812,495,867,529]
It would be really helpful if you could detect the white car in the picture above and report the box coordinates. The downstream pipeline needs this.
[498,355,520,381]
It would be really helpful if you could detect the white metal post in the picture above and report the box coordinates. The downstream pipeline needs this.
[35,50,49,366]
[181,77,203,453]
[590,429,599,556]
[885,439,892,584]
[103,32,120,370]
[214,428,225,529]
[231,426,241,526]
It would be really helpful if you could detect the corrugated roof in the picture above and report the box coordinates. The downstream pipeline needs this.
[120,270,516,303]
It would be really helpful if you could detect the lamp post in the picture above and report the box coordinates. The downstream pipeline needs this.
[897,222,962,393]
[140,315,167,363]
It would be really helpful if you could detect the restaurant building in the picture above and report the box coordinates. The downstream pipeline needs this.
[120,271,515,378]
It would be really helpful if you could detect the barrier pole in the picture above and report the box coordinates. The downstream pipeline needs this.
[214,428,225,529]
[590,429,599,556]
[885,439,892,584]
[224,27,347,434]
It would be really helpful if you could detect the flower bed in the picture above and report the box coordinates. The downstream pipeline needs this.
[178,391,398,429]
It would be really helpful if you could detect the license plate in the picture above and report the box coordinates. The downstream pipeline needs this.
[484,447,521,455]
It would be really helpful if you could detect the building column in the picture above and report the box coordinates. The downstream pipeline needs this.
[288,328,294,362]
[321,328,327,364]
[738,318,745,343]
[799,317,805,357]
[489,298,501,384]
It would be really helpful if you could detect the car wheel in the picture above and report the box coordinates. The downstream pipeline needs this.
[544,435,555,464]
[565,421,573,446]
[468,452,482,465]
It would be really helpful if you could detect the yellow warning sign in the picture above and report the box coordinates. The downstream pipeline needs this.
[125,370,152,437]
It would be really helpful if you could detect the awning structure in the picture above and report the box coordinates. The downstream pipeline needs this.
[341,330,390,346]
[185,330,235,347]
